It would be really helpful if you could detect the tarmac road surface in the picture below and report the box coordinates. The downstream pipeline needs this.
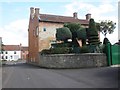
[2,61,119,88]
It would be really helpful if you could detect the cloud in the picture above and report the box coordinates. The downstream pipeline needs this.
[64,1,118,44]
[0,19,29,46]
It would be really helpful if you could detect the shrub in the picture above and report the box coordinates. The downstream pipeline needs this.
[51,42,72,48]
[99,44,105,53]
[50,47,70,54]
[40,49,51,55]
[88,19,100,46]
[56,27,72,42]
[40,47,72,55]
[72,47,81,53]
[80,46,89,53]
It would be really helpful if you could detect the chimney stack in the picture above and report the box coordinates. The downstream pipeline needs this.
[30,7,34,19]
[73,12,78,19]
[86,13,91,21]
[35,8,39,17]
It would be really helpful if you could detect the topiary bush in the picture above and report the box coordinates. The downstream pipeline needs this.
[51,42,72,48]
[80,46,90,53]
[50,47,70,54]
[40,47,72,55]
[40,49,52,55]
[56,27,72,43]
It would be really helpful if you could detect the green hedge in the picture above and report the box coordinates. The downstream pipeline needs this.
[51,42,72,48]
[80,46,90,53]
[40,47,72,55]
[40,45,105,54]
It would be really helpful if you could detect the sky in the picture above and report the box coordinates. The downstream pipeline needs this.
[0,0,118,46]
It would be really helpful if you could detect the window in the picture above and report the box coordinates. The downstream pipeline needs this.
[5,56,8,59]
[1,51,3,54]
[43,27,46,32]
[36,26,39,36]
[5,51,8,54]
[14,51,16,54]
[2,56,3,59]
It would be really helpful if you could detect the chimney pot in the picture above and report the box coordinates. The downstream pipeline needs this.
[73,12,78,19]
[30,7,34,19]
[86,13,91,21]
[35,8,39,16]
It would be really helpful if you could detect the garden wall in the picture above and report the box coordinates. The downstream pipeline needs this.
[38,53,107,69]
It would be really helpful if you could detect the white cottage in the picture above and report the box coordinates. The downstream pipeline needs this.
[1,45,21,61]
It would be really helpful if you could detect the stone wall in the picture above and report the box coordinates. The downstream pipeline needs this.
[38,53,107,69]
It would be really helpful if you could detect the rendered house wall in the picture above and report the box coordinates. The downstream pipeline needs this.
[38,22,63,52]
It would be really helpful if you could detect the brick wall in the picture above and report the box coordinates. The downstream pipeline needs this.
[28,14,39,63]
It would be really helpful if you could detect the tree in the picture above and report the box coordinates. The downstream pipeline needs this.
[88,18,100,45]
[77,28,87,45]
[114,40,120,45]
[103,37,110,45]
[64,23,81,47]
[87,19,101,53]
[56,27,72,43]
[96,20,116,37]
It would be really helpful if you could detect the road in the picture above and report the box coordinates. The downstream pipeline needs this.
[2,61,119,88]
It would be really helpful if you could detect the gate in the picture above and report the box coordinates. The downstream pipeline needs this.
[106,43,120,65]
[111,45,120,65]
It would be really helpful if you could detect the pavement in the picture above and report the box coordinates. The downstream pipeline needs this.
[1,61,119,88]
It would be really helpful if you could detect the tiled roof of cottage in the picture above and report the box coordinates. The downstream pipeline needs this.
[3,45,21,51]
[21,47,28,51]
[39,14,89,25]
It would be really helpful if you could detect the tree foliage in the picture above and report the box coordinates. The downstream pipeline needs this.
[103,37,110,45]
[64,23,81,47]
[64,23,81,39]
[56,23,88,53]
[88,18,100,45]
[77,28,87,45]
[77,28,87,40]
[56,27,72,43]
[96,20,116,37]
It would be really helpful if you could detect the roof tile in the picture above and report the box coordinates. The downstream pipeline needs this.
[39,14,89,25]
[3,45,21,51]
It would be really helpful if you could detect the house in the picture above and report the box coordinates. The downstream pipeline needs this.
[21,46,28,60]
[1,45,22,61]
[1,44,28,61]
[28,7,91,63]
